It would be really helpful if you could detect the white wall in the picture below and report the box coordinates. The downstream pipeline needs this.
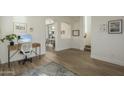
[0,16,46,64]
[0,17,2,39]
[71,19,81,49]
[91,16,124,66]
[45,16,85,51]
[84,16,91,45]
[61,22,71,39]
[45,16,72,51]
[71,16,84,50]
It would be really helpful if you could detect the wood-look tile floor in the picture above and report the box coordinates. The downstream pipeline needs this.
[0,49,124,76]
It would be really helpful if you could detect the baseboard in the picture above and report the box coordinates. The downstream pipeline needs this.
[91,54,124,66]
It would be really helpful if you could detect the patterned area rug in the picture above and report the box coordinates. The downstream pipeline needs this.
[21,62,77,76]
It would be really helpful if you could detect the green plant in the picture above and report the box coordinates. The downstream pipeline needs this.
[0,34,21,43]
[5,34,17,42]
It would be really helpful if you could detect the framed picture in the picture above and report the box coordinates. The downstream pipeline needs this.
[108,19,122,34]
[13,23,27,34]
[72,30,80,36]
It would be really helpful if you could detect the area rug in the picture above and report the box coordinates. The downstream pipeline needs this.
[21,62,77,76]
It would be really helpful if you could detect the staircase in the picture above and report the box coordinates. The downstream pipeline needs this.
[84,45,91,52]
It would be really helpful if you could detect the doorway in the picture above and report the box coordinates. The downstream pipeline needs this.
[45,18,56,52]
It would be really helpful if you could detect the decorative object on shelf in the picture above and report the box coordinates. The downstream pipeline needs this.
[72,30,80,36]
[108,19,122,34]
[0,34,21,46]
[13,23,27,34]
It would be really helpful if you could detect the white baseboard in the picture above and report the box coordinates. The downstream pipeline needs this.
[91,54,124,66]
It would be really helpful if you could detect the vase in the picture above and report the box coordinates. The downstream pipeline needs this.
[10,41,14,46]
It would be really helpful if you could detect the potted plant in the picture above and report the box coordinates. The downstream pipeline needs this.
[0,34,21,46]
[5,34,18,46]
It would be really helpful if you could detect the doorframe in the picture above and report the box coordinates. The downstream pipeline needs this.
[45,18,58,52]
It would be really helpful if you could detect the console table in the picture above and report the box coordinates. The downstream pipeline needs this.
[8,43,41,68]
